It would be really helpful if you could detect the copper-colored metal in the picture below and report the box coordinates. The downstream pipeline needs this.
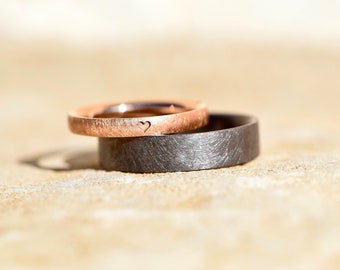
[68,100,208,137]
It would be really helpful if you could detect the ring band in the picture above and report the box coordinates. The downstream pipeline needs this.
[68,100,208,137]
[98,113,260,173]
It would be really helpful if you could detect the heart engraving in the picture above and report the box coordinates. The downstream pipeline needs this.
[137,121,151,132]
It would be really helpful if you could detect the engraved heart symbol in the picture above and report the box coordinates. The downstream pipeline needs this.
[138,121,151,132]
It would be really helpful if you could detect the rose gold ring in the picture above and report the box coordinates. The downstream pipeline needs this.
[68,100,208,137]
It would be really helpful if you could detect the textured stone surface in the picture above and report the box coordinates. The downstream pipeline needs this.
[0,39,339,269]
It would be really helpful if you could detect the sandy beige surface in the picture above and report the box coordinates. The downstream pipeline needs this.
[0,39,339,270]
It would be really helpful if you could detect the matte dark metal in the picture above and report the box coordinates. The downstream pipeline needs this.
[98,114,260,173]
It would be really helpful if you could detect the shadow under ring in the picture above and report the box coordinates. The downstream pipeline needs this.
[99,113,260,173]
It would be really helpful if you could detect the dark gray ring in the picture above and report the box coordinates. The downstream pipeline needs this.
[98,113,260,173]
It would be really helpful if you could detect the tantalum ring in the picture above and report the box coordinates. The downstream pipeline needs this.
[98,113,260,173]
[68,100,208,137]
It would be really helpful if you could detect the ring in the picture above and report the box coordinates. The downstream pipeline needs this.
[68,100,208,137]
[98,113,260,173]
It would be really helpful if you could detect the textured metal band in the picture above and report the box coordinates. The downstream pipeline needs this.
[68,100,208,137]
[98,114,260,173]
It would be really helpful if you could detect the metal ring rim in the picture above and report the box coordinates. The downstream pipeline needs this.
[98,113,260,173]
[68,100,208,137]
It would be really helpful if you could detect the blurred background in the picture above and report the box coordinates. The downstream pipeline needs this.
[2,1,340,45]
[1,2,340,269]
[0,1,339,157]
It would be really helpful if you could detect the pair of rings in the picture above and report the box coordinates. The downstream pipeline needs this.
[68,100,260,173]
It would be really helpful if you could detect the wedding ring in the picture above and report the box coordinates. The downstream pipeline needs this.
[68,100,208,137]
[98,113,260,172]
